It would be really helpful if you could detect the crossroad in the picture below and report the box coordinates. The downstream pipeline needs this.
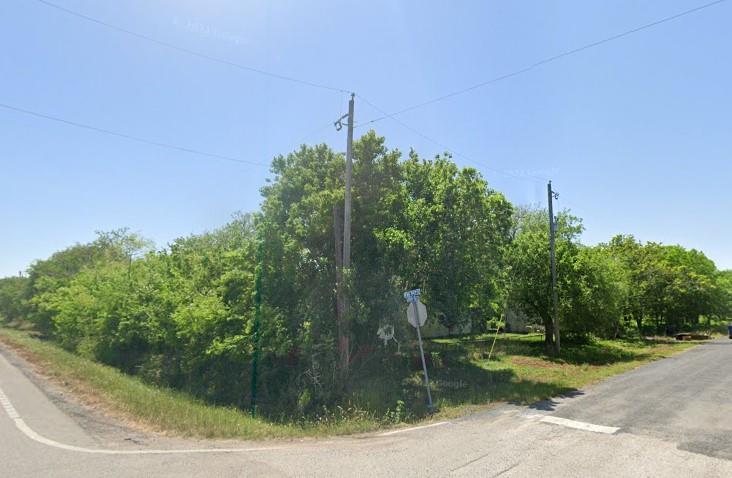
[1,339,731,477]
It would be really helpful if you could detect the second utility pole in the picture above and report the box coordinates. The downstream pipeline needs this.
[547,181,560,355]
[337,93,355,379]
[343,93,354,270]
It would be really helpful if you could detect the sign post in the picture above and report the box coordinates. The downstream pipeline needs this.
[404,289,433,411]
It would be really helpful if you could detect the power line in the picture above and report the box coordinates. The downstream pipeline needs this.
[31,0,350,94]
[0,102,269,167]
[358,0,727,127]
[356,94,544,183]
[293,122,337,149]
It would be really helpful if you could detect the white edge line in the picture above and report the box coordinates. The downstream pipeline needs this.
[378,421,449,436]
[539,416,619,435]
[0,385,282,454]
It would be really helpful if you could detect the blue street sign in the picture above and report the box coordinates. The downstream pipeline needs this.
[403,288,421,303]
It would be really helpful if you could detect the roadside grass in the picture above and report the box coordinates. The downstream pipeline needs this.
[0,327,698,438]
[361,333,698,420]
[0,327,381,439]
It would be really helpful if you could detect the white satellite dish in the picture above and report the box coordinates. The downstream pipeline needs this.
[377,324,394,345]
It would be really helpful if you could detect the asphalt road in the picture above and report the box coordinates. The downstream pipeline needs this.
[1,339,731,477]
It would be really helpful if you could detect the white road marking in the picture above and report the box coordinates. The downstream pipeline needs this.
[378,421,448,436]
[0,384,283,454]
[0,386,21,419]
[520,413,544,420]
[539,415,619,434]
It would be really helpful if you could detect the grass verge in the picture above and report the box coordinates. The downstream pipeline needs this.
[0,327,698,438]
[423,333,697,419]
[0,327,381,439]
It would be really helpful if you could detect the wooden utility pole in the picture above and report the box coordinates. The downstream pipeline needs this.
[333,203,346,374]
[250,240,263,416]
[548,181,560,355]
[343,93,354,270]
[334,93,355,378]
[341,94,355,376]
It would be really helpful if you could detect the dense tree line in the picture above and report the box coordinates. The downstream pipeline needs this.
[1,132,730,416]
[507,211,731,347]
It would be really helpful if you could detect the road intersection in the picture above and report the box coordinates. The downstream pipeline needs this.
[1,339,731,477]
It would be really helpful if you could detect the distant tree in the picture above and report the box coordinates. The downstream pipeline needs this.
[606,236,724,334]
[561,246,627,339]
[0,276,30,324]
[26,229,149,334]
[715,270,732,320]
[506,208,583,350]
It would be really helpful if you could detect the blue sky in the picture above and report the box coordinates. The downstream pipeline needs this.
[1,0,730,276]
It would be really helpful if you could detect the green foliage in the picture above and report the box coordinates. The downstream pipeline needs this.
[560,246,627,339]
[382,150,513,330]
[506,208,588,346]
[605,235,729,335]
[2,132,730,423]
[0,276,30,324]
[26,228,150,334]
[255,132,513,411]
[505,210,731,344]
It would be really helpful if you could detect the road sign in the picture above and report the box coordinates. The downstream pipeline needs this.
[403,288,433,410]
[407,300,427,328]
[403,288,421,303]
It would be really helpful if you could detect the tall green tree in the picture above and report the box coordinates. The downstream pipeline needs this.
[0,276,29,324]
[506,208,584,349]
[377,151,513,330]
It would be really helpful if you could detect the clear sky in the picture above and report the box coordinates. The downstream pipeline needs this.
[1,0,730,277]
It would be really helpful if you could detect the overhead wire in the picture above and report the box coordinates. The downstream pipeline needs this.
[21,0,726,182]
[357,0,728,127]
[356,94,545,183]
[0,102,270,167]
[11,2,347,168]
[32,0,350,94]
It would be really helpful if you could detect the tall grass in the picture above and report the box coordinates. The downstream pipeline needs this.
[0,328,380,439]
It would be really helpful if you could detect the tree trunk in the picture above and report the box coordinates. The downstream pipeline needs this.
[543,316,555,352]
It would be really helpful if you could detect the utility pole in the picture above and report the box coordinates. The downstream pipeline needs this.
[334,93,355,378]
[250,240,263,416]
[343,93,354,270]
[547,181,560,355]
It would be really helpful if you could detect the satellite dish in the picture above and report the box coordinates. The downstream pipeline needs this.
[377,324,395,345]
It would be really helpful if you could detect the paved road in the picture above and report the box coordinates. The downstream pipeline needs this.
[1,340,731,477]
